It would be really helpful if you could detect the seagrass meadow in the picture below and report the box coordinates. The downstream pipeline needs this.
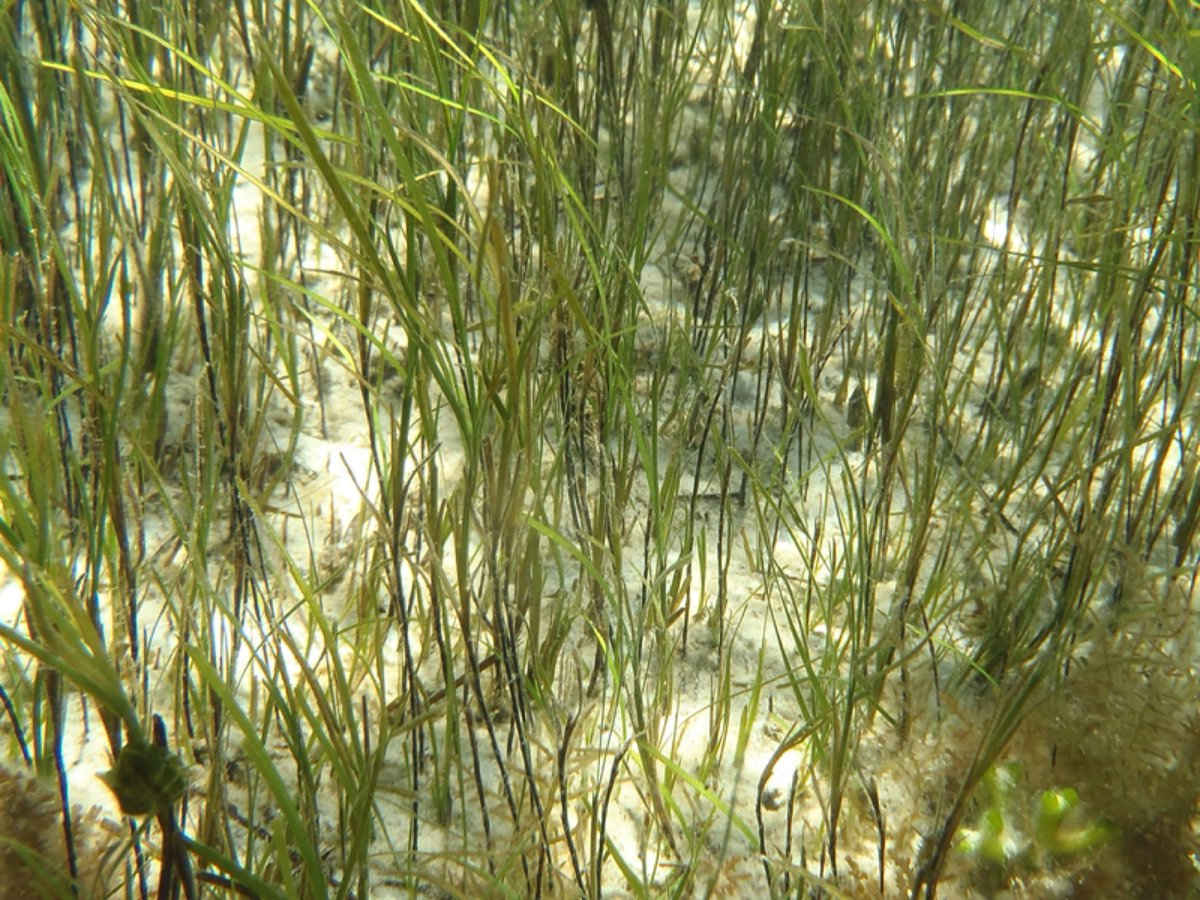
[1,1,1198,897]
